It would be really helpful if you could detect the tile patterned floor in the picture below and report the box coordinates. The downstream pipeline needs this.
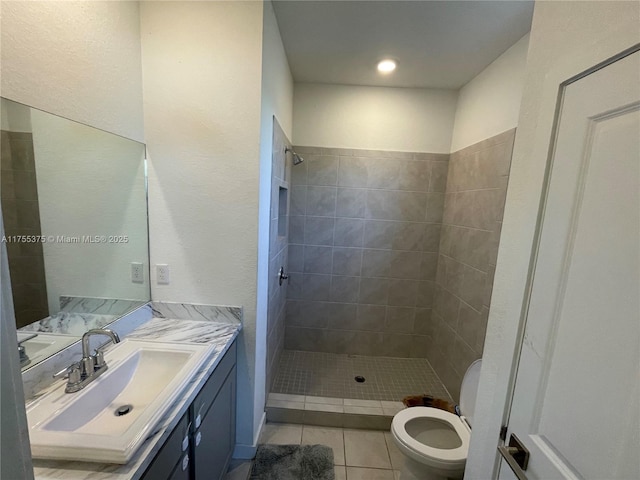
[272,350,452,402]
[253,423,440,480]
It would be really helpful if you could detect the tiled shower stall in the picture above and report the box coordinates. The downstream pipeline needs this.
[266,124,515,404]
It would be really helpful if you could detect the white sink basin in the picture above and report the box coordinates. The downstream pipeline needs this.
[17,332,77,369]
[27,339,214,463]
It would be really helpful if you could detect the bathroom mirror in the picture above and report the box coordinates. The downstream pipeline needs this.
[1,98,150,370]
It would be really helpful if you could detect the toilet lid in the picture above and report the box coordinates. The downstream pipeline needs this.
[459,359,482,426]
[391,407,470,465]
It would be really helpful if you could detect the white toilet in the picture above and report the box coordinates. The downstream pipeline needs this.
[391,359,482,479]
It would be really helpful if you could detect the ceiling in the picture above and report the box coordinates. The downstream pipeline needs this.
[272,1,534,90]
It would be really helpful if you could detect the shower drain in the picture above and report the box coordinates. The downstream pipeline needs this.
[114,404,133,416]
[354,376,366,383]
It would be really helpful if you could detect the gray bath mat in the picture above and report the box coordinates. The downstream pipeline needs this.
[250,444,334,480]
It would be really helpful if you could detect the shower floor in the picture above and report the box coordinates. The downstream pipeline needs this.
[271,350,452,403]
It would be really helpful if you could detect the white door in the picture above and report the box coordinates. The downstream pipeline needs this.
[499,49,640,480]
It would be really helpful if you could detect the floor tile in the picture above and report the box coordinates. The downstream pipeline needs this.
[266,399,305,409]
[346,467,395,480]
[301,426,345,465]
[305,403,344,413]
[306,395,344,405]
[344,406,384,415]
[225,461,251,480]
[393,469,422,480]
[344,429,392,469]
[269,393,306,402]
[335,466,347,480]
[380,401,405,416]
[383,432,406,470]
[344,399,382,408]
[259,423,302,445]
[385,433,426,480]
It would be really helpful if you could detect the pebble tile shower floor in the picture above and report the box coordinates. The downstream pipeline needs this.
[272,350,452,403]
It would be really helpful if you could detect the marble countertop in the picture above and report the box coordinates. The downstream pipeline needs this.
[30,317,241,480]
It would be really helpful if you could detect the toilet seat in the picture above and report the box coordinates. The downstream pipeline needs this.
[391,407,470,469]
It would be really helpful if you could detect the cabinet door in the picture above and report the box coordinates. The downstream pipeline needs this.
[142,413,190,480]
[192,366,236,480]
[168,453,191,480]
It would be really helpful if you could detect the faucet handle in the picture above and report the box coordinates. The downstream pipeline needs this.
[93,350,106,369]
[53,363,82,383]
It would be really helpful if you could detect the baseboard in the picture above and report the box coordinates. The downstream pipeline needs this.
[232,411,266,459]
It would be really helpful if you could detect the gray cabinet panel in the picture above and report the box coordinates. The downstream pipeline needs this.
[192,366,236,480]
[168,454,191,480]
[142,413,189,480]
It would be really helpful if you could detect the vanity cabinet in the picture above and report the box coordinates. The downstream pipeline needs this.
[141,342,237,480]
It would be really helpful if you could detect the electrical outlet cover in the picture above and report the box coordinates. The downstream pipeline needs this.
[156,264,170,285]
[131,262,144,283]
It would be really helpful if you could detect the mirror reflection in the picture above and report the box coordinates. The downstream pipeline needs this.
[1,98,150,369]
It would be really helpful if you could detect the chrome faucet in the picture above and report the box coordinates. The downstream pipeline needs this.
[17,333,38,367]
[53,328,120,393]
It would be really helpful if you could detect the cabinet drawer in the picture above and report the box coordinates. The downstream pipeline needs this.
[141,412,190,480]
[192,341,236,426]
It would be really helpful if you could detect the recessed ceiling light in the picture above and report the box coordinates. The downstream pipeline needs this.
[377,59,396,74]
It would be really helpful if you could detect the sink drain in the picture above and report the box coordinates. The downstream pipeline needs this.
[114,404,133,417]
[354,376,366,383]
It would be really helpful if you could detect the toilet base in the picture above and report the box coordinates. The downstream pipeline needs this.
[400,455,464,480]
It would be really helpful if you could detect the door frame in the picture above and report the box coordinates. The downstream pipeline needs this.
[464,3,640,475]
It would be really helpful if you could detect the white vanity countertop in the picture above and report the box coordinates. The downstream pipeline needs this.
[30,317,242,480]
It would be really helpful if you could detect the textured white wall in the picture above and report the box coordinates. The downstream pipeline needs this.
[0,1,144,142]
[293,83,457,153]
[253,0,294,455]
[140,1,264,452]
[450,34,530,152]
[466,2,640,478]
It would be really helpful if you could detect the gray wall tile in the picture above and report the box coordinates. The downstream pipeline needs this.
[302,273,331,301]
[304,216,335,245]
[429,161,449,192]
[385,306,415,333]
[389,251,422,280]
[286,145,454,358]
[288,244,304,273]
[328,302,358,326]
[361,249,391,277]
[431,130,515,399]
[334,218,364,247]
[354,304,387,331]
[306,186,337,217]
[388,279,418,307]
[336,188,366,218]
[307,155,338,186]
[359,277,389,305]
[338,156,368,187]
[363,220,397,249]
[304,245,333,274]
[290,185,307,216]
[330,275,361,303]
[332,247,363,276]
[393,222,425,251]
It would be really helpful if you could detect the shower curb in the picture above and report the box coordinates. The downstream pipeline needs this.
[265,393,404,430]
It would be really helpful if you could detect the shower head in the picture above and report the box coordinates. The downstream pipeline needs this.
[285,147,304,165]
